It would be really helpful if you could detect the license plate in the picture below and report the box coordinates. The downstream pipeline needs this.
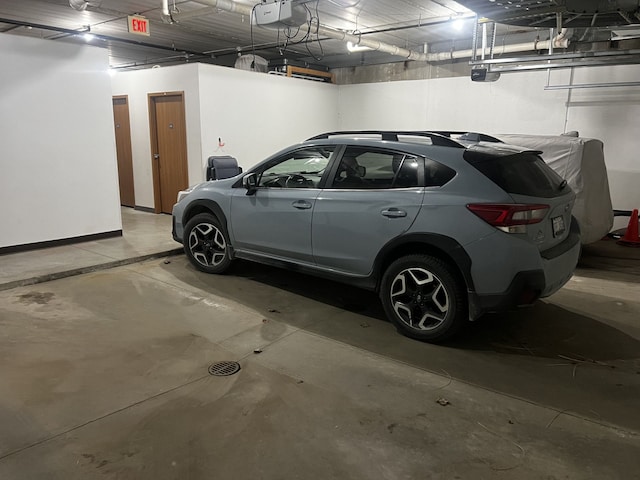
[552,216,565,237]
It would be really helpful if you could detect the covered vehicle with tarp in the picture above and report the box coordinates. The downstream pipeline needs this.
[493,134,613,244]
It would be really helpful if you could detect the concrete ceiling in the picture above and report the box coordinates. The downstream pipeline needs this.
[456,0,640,28]
[1,0,639,71]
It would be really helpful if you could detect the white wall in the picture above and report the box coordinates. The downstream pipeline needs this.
[111,64,338,209]
[561,65,640,212]
[337,70,567,132]
[111,60,639,213]
[0,34,121,249]
[338,66,640,211]
[110,64,202,208]
[197,64,338,172]
[5,35,635,249]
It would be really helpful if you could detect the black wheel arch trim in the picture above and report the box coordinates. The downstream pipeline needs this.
[373,233,475,293]
[182,200,229,238]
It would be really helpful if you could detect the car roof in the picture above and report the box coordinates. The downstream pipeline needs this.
[306,131,466,148]
[302,131,539,157]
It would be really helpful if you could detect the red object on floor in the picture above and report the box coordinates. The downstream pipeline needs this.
[617,209,640,246]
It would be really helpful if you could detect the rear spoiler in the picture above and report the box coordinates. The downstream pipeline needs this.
[465,143,543,156]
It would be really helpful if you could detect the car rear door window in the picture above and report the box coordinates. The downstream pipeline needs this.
[330,148,421,189]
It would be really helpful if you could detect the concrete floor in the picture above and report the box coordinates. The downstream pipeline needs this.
[0,209,639,479]
[0,208,180,291]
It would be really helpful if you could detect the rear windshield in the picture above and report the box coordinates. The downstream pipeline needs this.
[464,150,569,198]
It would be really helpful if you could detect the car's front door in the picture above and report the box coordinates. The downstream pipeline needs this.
[312,147,425,276]
[229,146,335,264]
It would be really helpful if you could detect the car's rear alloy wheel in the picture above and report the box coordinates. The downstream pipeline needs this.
[183,213,232,274]
[381,255,466,342]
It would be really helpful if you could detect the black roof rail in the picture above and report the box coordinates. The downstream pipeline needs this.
[427,131,503,143]
[306,130,466,148]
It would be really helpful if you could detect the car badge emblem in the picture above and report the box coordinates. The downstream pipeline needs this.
[536,230,545,241]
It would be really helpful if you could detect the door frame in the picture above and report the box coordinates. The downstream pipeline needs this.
[112,94,135,207]
[148,91,188,214]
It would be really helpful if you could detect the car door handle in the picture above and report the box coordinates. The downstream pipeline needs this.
[381,208,407,218]
[292,200,312,210]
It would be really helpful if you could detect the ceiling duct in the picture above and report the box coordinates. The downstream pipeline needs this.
[69,0,89,11]
[235,54,268,72]
[455,0,640,28]
[172,0,431,61]
[173,0,570,63]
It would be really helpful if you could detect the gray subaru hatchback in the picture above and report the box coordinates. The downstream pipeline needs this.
[172,131,580,342]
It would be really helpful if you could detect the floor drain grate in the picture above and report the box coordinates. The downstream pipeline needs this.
[208,361,241,377]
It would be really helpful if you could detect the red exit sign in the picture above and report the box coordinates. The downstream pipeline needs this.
[127,15,150,36]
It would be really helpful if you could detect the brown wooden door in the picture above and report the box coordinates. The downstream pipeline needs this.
[112,96,135,207]
[149,93,189,214]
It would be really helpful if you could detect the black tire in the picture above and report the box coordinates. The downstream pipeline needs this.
[380,254,467,342]
[183,213,233,274]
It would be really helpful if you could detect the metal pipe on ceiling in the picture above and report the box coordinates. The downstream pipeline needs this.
[545,81,640,90]
[472,48,640,65]
[317,24,429,61]
[471,15,478,61]
[186,0,255,17]
[471,47,640,73]
[618,10,633,23]
[481,22,486,60]
[0,17,207,58]
[175,0,430,60]
[0,18,90,37]
[167,0,571,63]
[359,13,477,36]
[429,37,568,62]
[168,6,217,22]
[490,22,497,59]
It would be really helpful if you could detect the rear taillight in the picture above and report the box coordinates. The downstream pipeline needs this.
[467,203,549,234]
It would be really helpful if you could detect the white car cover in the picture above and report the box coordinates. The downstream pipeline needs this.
[495,134,613,244]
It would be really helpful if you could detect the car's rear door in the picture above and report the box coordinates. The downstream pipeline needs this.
[229,146,335,264]
[312,147,425,276]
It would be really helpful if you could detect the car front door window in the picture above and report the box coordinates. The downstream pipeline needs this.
[259,147,333,188]
[229,146,334,264]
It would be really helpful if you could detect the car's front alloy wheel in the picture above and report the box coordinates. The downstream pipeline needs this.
[183,213,232,274]
[381,254,466,342]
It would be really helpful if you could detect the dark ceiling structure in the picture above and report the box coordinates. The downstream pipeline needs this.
[1,0,639,72]
[456,0,640,28]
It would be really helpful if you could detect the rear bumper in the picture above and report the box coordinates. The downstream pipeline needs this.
[539,217,581,297]
[475,269,545,312]
[471,217,580,314]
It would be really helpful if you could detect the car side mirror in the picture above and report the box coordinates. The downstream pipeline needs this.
[243,173,258,195]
